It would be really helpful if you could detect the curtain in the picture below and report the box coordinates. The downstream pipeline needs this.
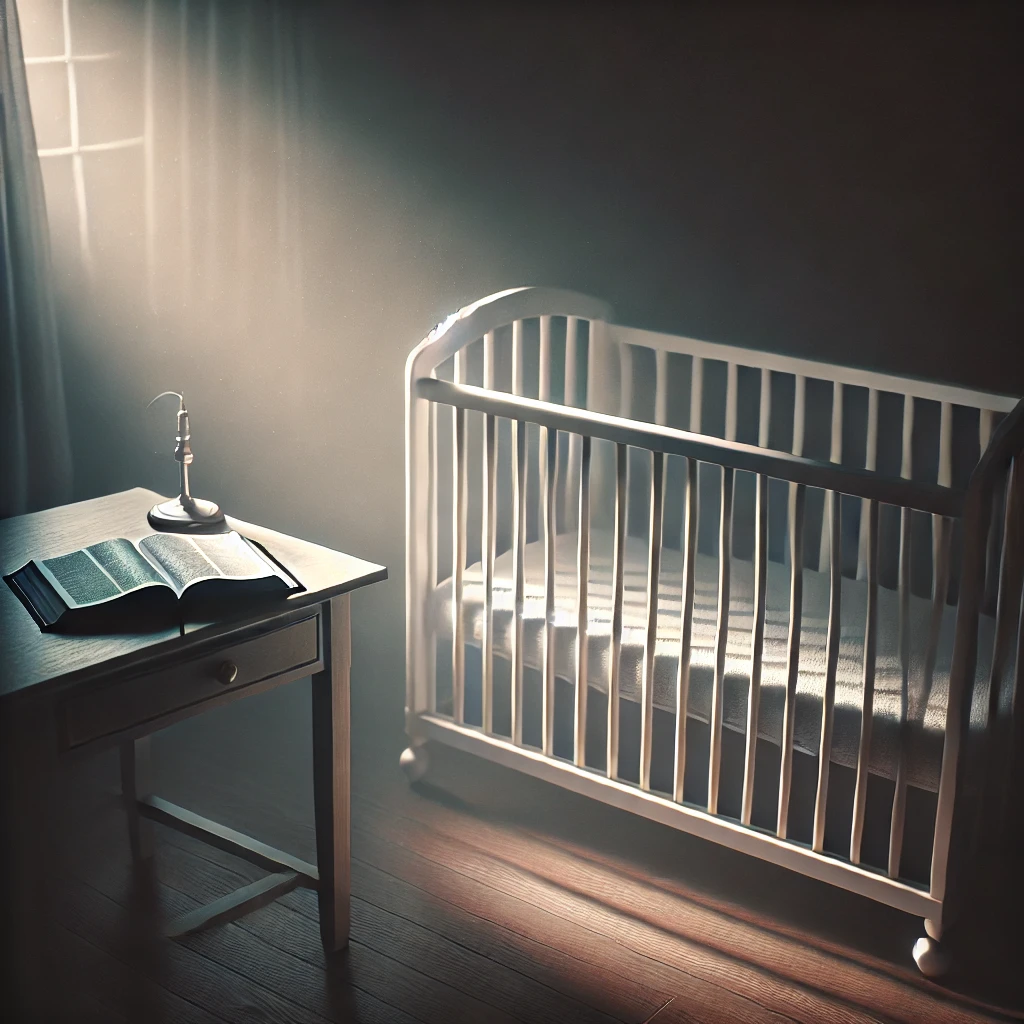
[0,0,72,518]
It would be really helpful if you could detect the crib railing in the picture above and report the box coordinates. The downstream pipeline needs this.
[420,376,961,865]
[405,288,1024,938]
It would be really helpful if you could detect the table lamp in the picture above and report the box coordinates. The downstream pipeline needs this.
[147,391,226,532]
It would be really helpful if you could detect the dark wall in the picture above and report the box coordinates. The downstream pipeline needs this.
[57,3,1023,720]
[308,3,1022,374]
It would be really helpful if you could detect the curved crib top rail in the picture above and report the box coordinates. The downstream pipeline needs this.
[407,286,1020,416]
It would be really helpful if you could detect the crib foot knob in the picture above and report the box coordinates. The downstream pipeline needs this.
[912,936,951,979]
[400,744,429,783]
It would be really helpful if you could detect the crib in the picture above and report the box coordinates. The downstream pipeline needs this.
[402,287,1024,977]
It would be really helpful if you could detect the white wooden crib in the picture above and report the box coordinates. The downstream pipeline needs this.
[403,287,1024,977]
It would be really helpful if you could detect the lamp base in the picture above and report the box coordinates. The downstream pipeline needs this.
[148,496,226,533]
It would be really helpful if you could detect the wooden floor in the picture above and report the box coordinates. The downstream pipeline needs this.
[32,682,1024,1023]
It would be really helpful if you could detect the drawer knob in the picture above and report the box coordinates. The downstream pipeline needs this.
[217,661,239,685]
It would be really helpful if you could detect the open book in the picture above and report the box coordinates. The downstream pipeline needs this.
[5,531,302,632]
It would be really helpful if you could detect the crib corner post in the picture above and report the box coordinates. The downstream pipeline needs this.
[405,346,435,784]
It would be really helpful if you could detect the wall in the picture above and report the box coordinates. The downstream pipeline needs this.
[44,3,1023,723]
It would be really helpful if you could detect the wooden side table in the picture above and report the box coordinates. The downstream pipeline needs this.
[0,489,386,1015]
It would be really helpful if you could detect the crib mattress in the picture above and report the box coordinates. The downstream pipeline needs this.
[432,529,999,794]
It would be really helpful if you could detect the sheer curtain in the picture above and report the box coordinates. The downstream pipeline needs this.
[0,0,72,518]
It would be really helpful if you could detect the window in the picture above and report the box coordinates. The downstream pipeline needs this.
[18,0,305,329]
[20,0,152,286]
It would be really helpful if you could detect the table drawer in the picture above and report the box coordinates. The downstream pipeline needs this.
[61,613,321,749]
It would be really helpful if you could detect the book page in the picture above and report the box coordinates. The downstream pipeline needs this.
[138,534,226,594]
[87,539,169,591]
[37,550,121,608]
[37,540,170,608]
[190,533,279,580]
[138,532,284,595]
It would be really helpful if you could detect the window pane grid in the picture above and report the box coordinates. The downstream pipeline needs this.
[19,0,304,323]
[21,0,153,280]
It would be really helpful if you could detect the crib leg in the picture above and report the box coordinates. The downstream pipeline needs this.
[400,740,430,783]
[912,918,951,979]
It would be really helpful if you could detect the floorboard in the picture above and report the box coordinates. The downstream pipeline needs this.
[26,681,1020,1024]
[160,812,672,1024]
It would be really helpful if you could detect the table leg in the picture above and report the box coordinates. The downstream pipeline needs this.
[121,736,155,861]
[0,696,61,1018]
[311,594,351,952]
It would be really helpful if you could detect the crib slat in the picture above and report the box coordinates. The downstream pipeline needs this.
[620,343,634,418]
[785,376,806,573]
[483,330,496,399]
[888,506,913,878]
[739,368,773,821]
[690,357,704,433]
[931,401,954,587]
[921,404,954,710]
[564,317,581,530]
[608,443,628,780]
[708,466,734,815]
[742,369,772,823]
[641,451,666,791]
[850,499,880,864]
[428,390,439,712]
[542,425,558,757]
[510,320,527,744]
[980,409,1001,613]
[512,317,528,543]
[512,319,526,395]
[564,317,580,406]
[793,375,807,458]
[857,388,880,580]
[980,408,995,452]
[646,364,668,784]
[901,395,915,481]
[620,345,634,540]
[890,535,915,875]
[481,332,497,733]
[725,362,739,443]
[539,315,553,401]
[511,417,527,746]
[777,482,806,839]
[451,350,469,725]
[688,354,704,564]
[921,516,953,713]
[819,383,844,572]
[538,317,558,754]
[888,396,915,878]
[936,401,953,489]
[741,471,769,826]
[655,349,670,427]
[830,383,845,460]
[758,369,772,448]
[574,435,592,768]
[674,457,699,804]
[812,490,842,852]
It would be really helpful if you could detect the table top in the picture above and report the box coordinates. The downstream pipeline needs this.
[0,488,387,703]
